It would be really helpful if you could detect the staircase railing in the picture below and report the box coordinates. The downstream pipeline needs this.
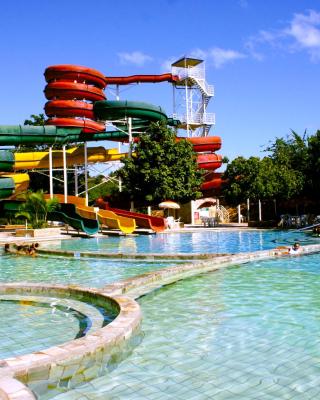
[216,205,230,223]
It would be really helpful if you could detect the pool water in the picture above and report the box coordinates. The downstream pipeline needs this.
[49,252,320,400]
[46,230,320,254]
[1,230,320,398]
[0,253,176,287]
[0,295,116,359]
[0,299,86,358]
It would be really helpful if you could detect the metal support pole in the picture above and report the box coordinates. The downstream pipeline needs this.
[247,198,250,222]
[74,165,78,196]
[84,142,88,206]
[258,199,262,222]
[116,84,120,101]
[119,177,122,192]
[128,117,133,158]
[63,145,68,203]
[191,200,195,225]
[237,204,241,224]
[49,146,53,199]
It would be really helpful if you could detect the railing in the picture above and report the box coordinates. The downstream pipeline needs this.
[172,113,215,126]
[172,66,214,97]
[216,205,230,223]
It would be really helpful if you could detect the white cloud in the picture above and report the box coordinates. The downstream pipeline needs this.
[191,47,246,68]
[246,9,320,61]
[118,51,153,66]
[285,10,320,59]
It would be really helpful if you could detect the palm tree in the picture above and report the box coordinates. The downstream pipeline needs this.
[15,190,59,229]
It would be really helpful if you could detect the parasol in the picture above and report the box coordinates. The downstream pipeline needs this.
[158,200,180,209]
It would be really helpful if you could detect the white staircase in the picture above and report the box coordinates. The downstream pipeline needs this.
[171,57,215,137]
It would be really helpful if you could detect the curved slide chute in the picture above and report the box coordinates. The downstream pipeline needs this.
[0,125,128,146]
[44,65,107,134]
[50,195,136,235]
[177,136,222,152]
[197,153,223,170]
[45,118,105,133]
[45,100,94,119]
[201,172,223,191]
[49,204,99,236]
[44,82,106,102]
[95,198,166,233]
[44,65,107,89]
[94,100,168,123]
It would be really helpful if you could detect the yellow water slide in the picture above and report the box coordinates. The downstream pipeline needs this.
[51,195,136,235]
[13,146,126,170]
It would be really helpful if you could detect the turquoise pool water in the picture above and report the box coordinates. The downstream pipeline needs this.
[0,300,82,359]
[1,230,319,398]
[0,253,176,287]
[45,230,320,254]
[49,252,320,400]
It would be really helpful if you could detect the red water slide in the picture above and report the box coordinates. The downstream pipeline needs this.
[201,172,223,191]
[105,74,178,85]
[44,65,107,88]
[197,153,222,170]
[95,199,166,233]
[44,65,107,133]
[178,136,222,153]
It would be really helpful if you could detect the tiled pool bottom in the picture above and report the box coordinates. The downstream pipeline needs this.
[51,252,320,400]
[0,294,112,359]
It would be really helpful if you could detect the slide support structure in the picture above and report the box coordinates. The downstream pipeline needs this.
[74,165,78,196]
[84,142,89,206]
[128,117,133,158]
[63,145,68,203]
[49,147,53,199]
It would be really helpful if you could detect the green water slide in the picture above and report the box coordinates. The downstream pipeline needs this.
[0,125,128,146]
[0,100,179,147]
[0,201,99,235]
[0,178,15,199]
[0,151,15,199]
[94,100,168,122]
[48,203,99,235]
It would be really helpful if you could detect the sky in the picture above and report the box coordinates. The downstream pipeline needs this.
[1,0,320,162]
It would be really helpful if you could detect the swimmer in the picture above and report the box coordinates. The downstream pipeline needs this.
[289,242,302,255]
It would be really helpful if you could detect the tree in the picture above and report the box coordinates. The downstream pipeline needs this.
[222,155,304,206]
[307,130,320,198]
[117,122,203,206]
[24,113,46,126]
[15,190,59,229]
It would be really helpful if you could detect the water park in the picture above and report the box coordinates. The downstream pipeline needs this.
[1,58,320,400]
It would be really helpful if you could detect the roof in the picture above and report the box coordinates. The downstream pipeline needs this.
[171,57,203,68]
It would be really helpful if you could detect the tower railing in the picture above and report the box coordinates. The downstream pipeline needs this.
[172,113,215,126]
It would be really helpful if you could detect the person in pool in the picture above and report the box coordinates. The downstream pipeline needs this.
[289,242,302,254]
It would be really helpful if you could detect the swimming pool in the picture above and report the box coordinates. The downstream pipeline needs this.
[1,230,320,399]
[47,251,320,399]
[44,229,320,254]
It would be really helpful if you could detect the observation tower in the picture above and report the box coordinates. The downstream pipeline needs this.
[171,57,214,137]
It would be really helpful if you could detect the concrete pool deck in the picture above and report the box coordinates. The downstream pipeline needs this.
[1,242,320,399]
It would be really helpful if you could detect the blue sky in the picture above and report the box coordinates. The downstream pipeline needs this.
[1,0,320,161]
